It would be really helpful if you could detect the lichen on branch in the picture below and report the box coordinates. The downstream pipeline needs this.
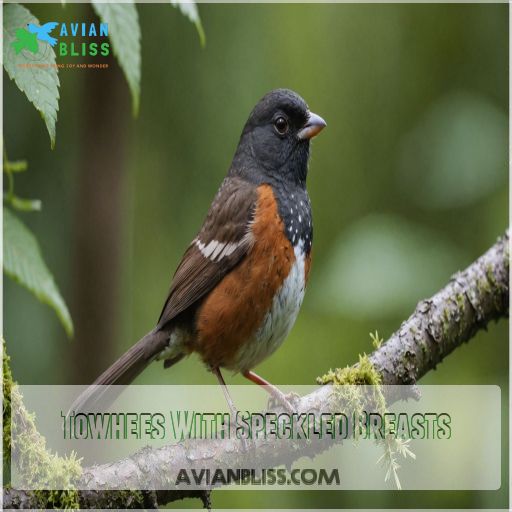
[3,342,82,509]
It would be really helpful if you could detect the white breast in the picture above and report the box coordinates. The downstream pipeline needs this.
[232,241,307,372]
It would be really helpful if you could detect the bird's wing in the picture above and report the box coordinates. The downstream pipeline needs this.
[41,22,59,33]
[157,176,257,329]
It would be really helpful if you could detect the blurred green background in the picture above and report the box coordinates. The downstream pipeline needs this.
[4,3,508,509]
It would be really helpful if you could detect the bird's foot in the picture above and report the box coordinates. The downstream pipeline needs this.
[266,388,300,414]
[221,410,250,453]
[242,370,300,414]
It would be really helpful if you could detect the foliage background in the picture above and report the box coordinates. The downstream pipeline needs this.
[4,3,508,509]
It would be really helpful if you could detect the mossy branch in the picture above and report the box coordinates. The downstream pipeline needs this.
[3,231,509,509]
[3,343,82,509]
[318,230,509,387]
[367,230,509,385]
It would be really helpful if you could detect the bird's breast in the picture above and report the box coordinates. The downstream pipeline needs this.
[273,182,313,254]
[231,240,308,372]
[193,184,311,372]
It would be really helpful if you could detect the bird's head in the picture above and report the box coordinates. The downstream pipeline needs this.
[232,89,326,187]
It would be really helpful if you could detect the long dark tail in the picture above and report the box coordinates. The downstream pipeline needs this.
[69,328,173,414]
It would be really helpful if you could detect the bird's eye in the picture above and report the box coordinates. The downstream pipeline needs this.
[274,116,288,135]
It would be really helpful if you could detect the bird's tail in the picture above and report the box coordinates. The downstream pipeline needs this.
[69,328,172,414]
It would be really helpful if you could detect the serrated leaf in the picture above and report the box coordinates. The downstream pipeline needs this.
[92,1,141,116]
[3,207,73,337]
[171,0,205,47]
[3,4,60,148]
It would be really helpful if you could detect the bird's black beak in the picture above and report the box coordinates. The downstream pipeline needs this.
[297,111,327,140]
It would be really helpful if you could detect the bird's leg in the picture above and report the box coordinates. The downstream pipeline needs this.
[213,367,238,416]
[242,370,296,413]
[213,367,248,451]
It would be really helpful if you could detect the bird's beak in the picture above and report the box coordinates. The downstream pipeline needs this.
[298,111,327,140]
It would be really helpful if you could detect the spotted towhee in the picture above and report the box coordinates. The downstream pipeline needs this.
[73,89,326,413]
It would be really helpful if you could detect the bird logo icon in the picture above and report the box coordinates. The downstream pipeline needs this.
[11,21,59,55]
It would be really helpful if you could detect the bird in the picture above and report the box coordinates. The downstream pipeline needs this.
[71,88,326,415]
[27,22,59,47]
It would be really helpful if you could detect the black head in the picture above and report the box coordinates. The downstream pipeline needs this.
[230,89,326,187]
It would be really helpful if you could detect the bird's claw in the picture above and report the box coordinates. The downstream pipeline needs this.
[221,411,251,453]
[267,390,300,414]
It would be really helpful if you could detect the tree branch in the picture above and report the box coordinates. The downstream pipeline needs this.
[369,230,509,384]
[4,231,509,509]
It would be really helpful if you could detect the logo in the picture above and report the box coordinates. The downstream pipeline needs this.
[11,21,110,60]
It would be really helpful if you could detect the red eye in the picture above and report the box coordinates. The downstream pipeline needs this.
[274,116,288,135]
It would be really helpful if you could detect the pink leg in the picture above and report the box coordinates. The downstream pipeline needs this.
[243,370,294,413]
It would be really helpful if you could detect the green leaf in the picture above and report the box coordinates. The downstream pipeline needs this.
[3,4,60,148]
[3,207,73,337]
[171,0,205,47]
[92,1,141,116]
